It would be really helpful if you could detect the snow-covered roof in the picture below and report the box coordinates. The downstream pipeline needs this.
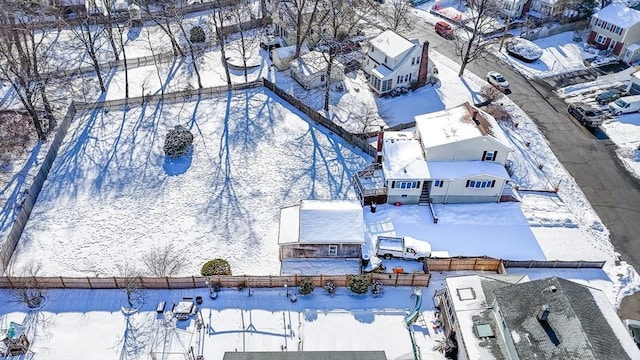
[427,161,510,180]
[274,45,308,59]
[415,103,511,150]
[290,51,331,76]
[279,200,364,245]
[626,43,640,52]
[298,200,364,244]
[369,30,415,59]
[444,274,529,359]
[381,132,430,180]
[372,64,393,78]
[593,4,640,28]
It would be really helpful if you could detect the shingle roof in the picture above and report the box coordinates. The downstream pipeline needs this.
[492,277,631,360]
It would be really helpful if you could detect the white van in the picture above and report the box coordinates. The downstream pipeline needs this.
[608,95,640,115]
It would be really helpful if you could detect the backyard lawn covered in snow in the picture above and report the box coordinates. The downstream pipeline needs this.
[10,90,369,276]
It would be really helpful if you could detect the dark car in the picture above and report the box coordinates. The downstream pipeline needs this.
[568,102,605,127]
[435,21,453,37]
[595,88,624,105]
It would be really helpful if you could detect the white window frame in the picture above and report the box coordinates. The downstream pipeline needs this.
[595,34,606,45]
[328,245,338,256]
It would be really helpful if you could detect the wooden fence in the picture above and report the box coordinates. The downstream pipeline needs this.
[0,273,431,290]
[263,78,376,158]
[502,260,605,269]
[427,257,504,272]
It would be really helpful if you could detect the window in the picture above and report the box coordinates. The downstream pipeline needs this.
[397,75,403,83]
[404,74,409,82]
[434,180,444,187]
[396,181,419,189]
[615,26,623,35]
[465,180,496,188]
[595,34,606,45]
[483,151,497,161]
[605,23,612,31]
[328,245,338,256]
[411,57,415,65]
[381,79,393,92]
[415,57,420,65]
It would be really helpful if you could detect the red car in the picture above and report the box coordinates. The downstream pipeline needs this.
[435,21,453,37]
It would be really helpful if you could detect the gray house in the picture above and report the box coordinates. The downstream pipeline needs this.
[434,275,640,359]
[278,200,364,273]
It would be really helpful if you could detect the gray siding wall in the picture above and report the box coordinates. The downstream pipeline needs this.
[281,243,362,259]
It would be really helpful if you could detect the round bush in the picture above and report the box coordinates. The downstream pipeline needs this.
[298,278,315,295]
[347,274,370,294]
[164,125,193,158]
[201,259,231,276]
[190,26,206,43]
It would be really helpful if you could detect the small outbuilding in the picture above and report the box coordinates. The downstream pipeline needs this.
[272,45,308,71]
[290,51,344,90]
[278,200,364,274]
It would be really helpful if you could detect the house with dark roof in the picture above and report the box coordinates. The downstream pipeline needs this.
[434,275,640,359]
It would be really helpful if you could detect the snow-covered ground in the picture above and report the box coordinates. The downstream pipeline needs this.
[1,7,640,359]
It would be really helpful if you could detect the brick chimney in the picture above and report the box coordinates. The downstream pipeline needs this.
[376,126,384,164]
[417,40,430,88]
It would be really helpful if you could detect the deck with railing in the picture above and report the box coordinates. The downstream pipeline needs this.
[353,163,387,205]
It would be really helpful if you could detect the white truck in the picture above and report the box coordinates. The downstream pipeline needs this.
[376,236,431,261]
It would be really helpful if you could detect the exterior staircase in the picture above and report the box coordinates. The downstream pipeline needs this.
[418,183,430,205]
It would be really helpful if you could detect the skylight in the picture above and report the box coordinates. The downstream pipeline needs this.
[457,287,476,301]
[475,323,495,338]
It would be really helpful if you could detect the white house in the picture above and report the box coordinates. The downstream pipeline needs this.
[587,4,640,60]
[353,102,513,205]
[497,0,527,18]
[278,200,364,275]
[362,30,436,95]
[434,275,640,360]
[290,51,344,90]
[526,0,561,21]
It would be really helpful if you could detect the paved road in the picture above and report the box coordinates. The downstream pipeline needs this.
[405,21,640,319]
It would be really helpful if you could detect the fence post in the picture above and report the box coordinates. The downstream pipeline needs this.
[192,276,196,288]
[113,276,119,288]
[578,260,582,268]
[166,277,170,289]
[60,276,65,288]
[394,273,398,286]
[448,258,453,271]
[87,277,92,289]
[411,272,415,287]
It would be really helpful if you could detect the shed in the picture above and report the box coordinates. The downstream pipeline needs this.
[290,51,344,89]
[278,200,364,260]
[272,45,308,71]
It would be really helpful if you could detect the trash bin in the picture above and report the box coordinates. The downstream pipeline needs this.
[196,296,203,305]
[361,254,370,266]
[370,202,377,213]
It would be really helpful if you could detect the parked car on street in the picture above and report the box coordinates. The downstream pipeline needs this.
[486,71,509,91]
[595,88,624,105]
[568,102,605,127]
[435,21,453,37]
[608,95,640,115]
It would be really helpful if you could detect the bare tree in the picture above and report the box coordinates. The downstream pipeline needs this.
[277,0,323,58]
[211,2,233,87]
[454,0,501,77]
[68,18,108,92]
[140,0,185,57]
[375,0,414,32]
[117,263,142,309]
[174,19,205,89]
[0,2,59,140]
[227,2,261,83]
[112,21,130,99]
[142,244,187,277]
[314,0,364,111]
[348,100,387,134]
[94,0,121,60]
[7,261,46,309]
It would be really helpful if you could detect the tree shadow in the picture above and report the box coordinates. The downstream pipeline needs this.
[163,148,193,176]
[0,142,43,233]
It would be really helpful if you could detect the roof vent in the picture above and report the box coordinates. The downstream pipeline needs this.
[537,304,550,322]
[549,286,557,293]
